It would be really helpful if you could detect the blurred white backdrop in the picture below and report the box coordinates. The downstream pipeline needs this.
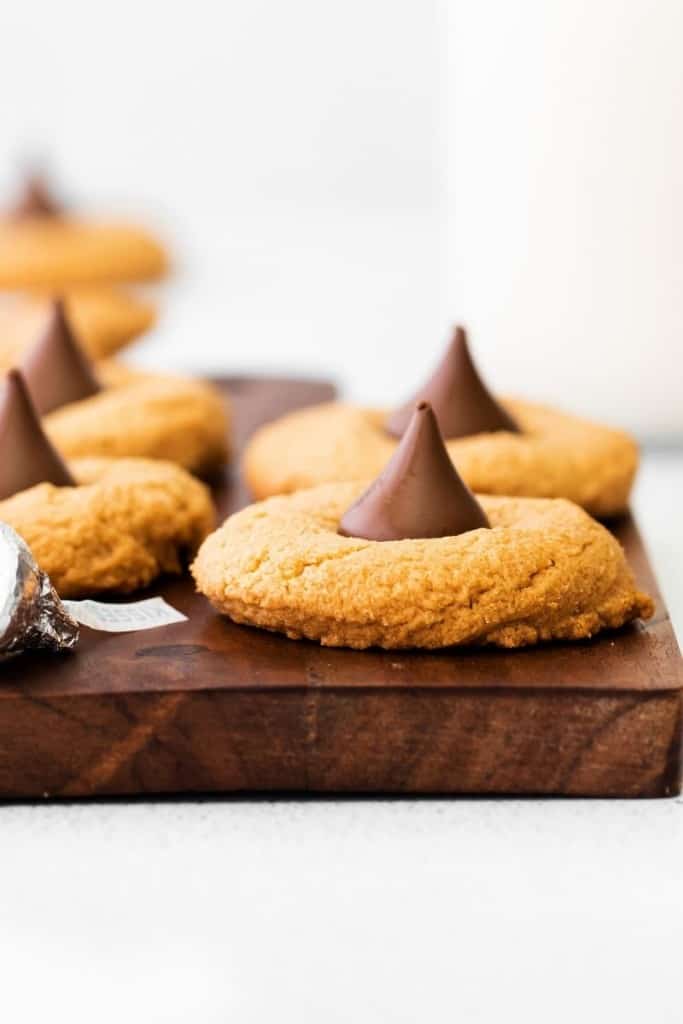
[2,1,682,437]
[0,0,444,403]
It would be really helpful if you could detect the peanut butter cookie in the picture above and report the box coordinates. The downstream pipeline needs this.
[45,361,230,476]
[0,218,167,288]
[1,172,167,286]
[244,400,637,517]
[245,328,638,516]
[1,456,214,598]
[2,298,229,474]
[193,482,652,650]
[0,287,156,367]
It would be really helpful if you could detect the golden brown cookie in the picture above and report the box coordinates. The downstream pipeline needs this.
[41,362,230,476]
[243,401,638,517]
[193,483,652,649]
[1,457,214,598]
[0,217,167,288]
[0,286,156,368]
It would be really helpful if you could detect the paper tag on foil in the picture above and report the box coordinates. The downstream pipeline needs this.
[62,597,187,633]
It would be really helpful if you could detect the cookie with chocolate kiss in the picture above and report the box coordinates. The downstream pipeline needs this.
[0,171,168,288]
[386,326,519,439]
[0,370,216,601]
[0,334,216,602]
[1,296,228,476]
[193,476,653,650]
[21,298,102,415]
[0,287,157,369]
[243,328,639,516]
[340,402,489,541]
[0,451,215,599]
[0,369,74,501]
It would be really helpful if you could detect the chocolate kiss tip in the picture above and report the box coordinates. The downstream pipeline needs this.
[339,401,490,542]
[21,299,102,416]
[0,370,75,501]
[385,325,520,440]
[10,173,61,219]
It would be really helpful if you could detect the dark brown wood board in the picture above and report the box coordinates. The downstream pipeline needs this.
[0,377,680,800]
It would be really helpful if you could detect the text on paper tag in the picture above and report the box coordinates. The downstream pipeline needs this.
[62,597,187,633]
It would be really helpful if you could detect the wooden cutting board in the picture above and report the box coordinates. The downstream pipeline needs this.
[0,377,680,799]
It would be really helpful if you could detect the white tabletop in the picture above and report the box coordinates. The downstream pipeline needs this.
[1,452,681,1024]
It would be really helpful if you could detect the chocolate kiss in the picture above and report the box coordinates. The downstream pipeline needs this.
[10,173,61,219]
[21,299,102,415]
[385,326,519,439]
[0,370,75,500]
[339,402,490,541]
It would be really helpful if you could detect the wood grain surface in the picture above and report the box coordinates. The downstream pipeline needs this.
[0,376,680,799]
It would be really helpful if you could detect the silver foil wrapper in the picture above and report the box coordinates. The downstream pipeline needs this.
[0,521,79,661]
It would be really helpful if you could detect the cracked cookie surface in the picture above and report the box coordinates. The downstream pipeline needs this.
[38,362,230,476]
[0,457,214,598]
[192,482,653,650]
[244,401,638,517]
[0,287,156,368]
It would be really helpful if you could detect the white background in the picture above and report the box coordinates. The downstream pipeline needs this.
[0,2,682,1021]
[1,0,444,405]
[3,1,682,435]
